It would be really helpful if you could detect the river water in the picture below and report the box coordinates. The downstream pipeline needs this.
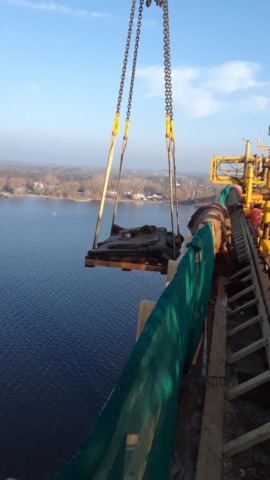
[0,197,196,480]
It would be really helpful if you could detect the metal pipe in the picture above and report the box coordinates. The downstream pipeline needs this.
[267,167,270,189]
[245,165,253,210]
[244,140,250,179]
[245,140,250,159]
[263,168,270,239]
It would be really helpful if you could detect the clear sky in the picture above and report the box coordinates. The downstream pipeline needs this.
[1,0,270,172]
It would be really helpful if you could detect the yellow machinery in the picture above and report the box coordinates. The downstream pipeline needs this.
[210,131,270,257]
[210,140,265,216]
[257,136,270,256]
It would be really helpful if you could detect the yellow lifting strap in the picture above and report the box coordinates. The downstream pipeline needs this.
[112,112,120,137]
[166,114,170,139]
[170,119,174,142]
[124,119,130,141]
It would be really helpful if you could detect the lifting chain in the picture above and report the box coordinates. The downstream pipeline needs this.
[93,0,138,248]
[146,0,173,121]
[116,0,137,116]
[126,0,144,123]
[123,0,144,140]
[146,0,164,7]
[163,0,173,121]
[147,0,179,251]
[163,0,178,256]
[111,0,144,232]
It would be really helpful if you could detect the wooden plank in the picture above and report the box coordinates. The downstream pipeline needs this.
[235,246,246,253]
[195,277,227,480]
[238,252,248,260]
[233,233,244,239]
[230,266,251,280]
[227,315,261,337]
[234,240,244,246]
[227,338,267,365]
[233,234,243,242]
[227,298,258,318]
[227,285,255,303]
[223,421,270,457]
[85,258,165,273]
[166,260,179,287]
[226,370,270,401]
[235,244,245,250]
[136,300,156,341]
[241,273,253,283]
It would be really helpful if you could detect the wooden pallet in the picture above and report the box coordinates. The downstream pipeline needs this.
[85,257,166,274]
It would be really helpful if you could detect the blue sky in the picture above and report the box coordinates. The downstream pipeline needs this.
[1,0,270,172]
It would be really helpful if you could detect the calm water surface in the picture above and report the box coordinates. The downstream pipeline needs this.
[0,197,196,480]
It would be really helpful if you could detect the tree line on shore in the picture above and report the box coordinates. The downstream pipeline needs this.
[0,163,220,203]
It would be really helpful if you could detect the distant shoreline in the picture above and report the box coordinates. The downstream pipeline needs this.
[1,193,164,204]
[0,193,210,207]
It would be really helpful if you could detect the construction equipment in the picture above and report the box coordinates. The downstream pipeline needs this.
[86,0,182,274]
[256,135,270,258]
[210,140,266,214]
[210,128,270,263]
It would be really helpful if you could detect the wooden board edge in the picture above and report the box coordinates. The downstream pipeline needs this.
[85,257,166,274]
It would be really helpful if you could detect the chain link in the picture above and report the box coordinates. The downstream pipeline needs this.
[116,0,137,115]
[145,0,173,119]
[146,0,164,7]
[126,0,144,120]
[163,0,173,120]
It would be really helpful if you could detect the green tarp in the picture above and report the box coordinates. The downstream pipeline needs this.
[218,184,231,205]
[57,223,215,480]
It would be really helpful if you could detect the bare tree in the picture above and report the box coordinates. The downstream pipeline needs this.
[83,179,93,192]
[119,179,133,197]
[62,181,80,198]
[8,177,26,192]
[0,177,7,191]
[44,175,60,196]
[90,177,106,198]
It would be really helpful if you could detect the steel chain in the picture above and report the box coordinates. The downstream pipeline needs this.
[116,0,137,115]
[146,0,164,7]
[163,0,173,120]
[126,0,144,120]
